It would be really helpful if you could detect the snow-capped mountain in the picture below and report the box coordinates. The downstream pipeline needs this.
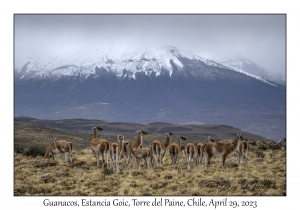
[14,45,226,78]
[14,45,286,141]
[15,45,280,87]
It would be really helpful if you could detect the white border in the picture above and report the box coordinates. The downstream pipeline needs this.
[3,0,297,209]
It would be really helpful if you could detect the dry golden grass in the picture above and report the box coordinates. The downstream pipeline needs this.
[14,140,286,196]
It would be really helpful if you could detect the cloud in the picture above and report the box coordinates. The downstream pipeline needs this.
[14,14,286,77]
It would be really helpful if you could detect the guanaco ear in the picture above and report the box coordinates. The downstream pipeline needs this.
[96,127,103,131]
[141,130,148,135]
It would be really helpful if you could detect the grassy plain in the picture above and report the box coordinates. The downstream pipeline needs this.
[14,123,286,196]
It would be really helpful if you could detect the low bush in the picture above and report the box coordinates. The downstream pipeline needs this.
[24,146,46,157]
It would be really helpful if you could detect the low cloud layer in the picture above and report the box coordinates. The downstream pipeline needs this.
[15,14,286,78]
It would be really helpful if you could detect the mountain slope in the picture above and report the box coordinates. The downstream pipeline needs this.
[14,45,286,141]
[15,45,280,86]
[208,54,285,86]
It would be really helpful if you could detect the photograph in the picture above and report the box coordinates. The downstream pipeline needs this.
[14,14,286,198]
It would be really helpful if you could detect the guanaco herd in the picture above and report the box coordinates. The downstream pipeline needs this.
[44,127,249,172]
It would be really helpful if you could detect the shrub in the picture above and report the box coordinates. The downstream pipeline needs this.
[258,144,267,150]
[255,151,265,158]
[24,146,46,157]
[141,191,151,196]
[103,167,113,175]
[15,147,27,154]
[268,144,281,150]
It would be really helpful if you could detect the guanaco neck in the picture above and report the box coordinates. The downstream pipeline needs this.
[164,134,171,148]
[118,138,124,154]
[228,137,240,154]
[44,150,49,159]
[178,138,181,152]
[92,128,97,139]
[136,133,143,148]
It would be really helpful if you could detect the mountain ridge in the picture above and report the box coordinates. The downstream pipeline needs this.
[15,45,282,87]
[208,54,285,86]
[14,45,286,141]
[14,116,269,141]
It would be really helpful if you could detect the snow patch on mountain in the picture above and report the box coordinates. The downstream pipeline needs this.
[15,45,226,79]
[15,45,280,87]
[208,54,284,86]
[223,65,279,87]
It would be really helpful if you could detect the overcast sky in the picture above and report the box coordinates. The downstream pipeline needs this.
[15,14,286,77]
